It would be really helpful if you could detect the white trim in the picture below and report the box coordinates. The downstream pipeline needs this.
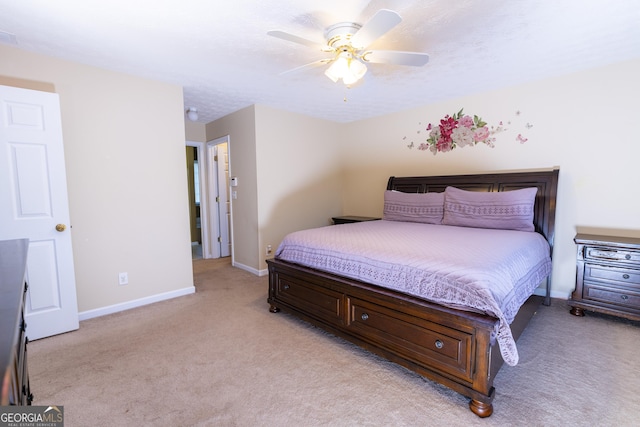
[206,135,232,261]
[232,260,266,276]
[533,287,570,300]
[78,286,196,321]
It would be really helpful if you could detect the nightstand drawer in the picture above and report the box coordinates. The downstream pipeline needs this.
[584,264,640,285]
[583,282,640,309]
[585,246,640,265]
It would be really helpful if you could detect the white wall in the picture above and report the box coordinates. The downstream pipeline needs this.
[341,59,640,298]
[0,44,194,314]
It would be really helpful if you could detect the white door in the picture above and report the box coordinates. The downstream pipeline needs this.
[204,138,231,259]
[0,85,79,340]
[216,143,230,257]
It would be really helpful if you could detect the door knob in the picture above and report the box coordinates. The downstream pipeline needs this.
[55,224,66,232]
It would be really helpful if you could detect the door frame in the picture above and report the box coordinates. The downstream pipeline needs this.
[206,135,233,261]
[186,136,233,261]
[185,141,211,257]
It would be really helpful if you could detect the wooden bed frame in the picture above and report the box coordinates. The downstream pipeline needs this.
[267,168,559,417]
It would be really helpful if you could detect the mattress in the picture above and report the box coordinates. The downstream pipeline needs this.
[275,220,552,366]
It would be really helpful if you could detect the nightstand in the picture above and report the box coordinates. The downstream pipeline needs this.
[332,216,381,225]
[569,233,640,321]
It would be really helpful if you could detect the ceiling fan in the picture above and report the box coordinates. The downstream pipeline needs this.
[268,9,429,86]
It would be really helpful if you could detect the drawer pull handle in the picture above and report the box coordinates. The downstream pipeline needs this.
[623,274,630,280]
[621,295,629,300]
[283,284,290,290]
[361,313,369,321]
[435,340,444,349]
[626,254,632,260]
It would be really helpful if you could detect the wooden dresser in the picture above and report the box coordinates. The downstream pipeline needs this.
[0,238,33,406]
[569,233,640,321]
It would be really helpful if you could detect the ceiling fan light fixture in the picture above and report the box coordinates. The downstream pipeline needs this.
[324,53,367,85]
[269,9,428,87]
[324,55,349,82]
[347,58,367,82]
[324,69,339,83]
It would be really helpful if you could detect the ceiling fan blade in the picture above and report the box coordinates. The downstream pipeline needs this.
[279,58,333,75]
[362,50,430,66]
[350,9,402,49]
[267,30,327,51]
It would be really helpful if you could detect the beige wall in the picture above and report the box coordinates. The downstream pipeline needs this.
[206,104,343,272]
[185,120,206,142]
[205,59,640,298]
[0,44,194,313]
[254,104,343,270]
[206,105,260,270]
[3,41,637,315]
[340,59,640,298]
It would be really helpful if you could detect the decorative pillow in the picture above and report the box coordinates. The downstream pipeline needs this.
[442,186,538,231]
[383,190,444,224]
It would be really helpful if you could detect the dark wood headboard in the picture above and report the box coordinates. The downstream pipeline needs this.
[387,168,560,251]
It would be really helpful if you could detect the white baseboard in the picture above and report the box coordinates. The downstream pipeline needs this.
[533,287,571,300]
[232,260,268,276]
[78,286,196,321]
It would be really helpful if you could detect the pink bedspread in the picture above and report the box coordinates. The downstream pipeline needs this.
[275,220,551,366]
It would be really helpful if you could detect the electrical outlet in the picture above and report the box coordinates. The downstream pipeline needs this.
[118,272,128,285]
[266,245,272,256]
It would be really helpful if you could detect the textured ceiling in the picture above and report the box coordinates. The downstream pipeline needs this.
[1,0,639,123]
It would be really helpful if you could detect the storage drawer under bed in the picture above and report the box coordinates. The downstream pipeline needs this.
[272,273,345,327]
[346,296,476,383]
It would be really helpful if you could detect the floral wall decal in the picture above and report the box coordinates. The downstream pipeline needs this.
[403,109,532,155]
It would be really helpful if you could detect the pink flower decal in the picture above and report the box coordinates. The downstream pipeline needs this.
[474,126,490,142]
[422,109,502,155]
[459,115,474,128]
[413,108,529,155]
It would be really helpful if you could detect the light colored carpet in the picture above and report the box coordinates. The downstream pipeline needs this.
[28,258,640,426]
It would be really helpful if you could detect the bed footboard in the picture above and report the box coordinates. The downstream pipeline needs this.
[266,258,528,417]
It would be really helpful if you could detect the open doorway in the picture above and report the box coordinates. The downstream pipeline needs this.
[186,137,232,261]
[185,145,202,258]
